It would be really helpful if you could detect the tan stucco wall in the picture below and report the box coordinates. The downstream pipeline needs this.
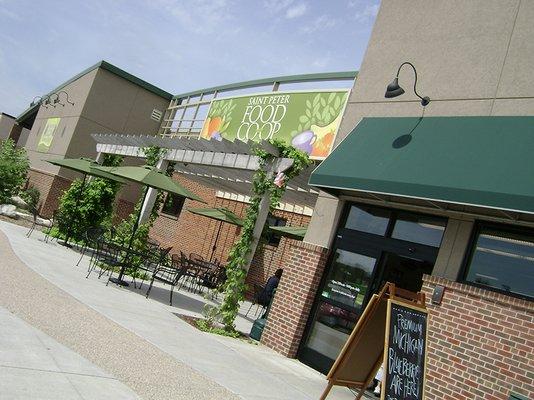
[25,69,96,180]
[0,114,16,140]
[24,65,169,203]
[306,0,534,254]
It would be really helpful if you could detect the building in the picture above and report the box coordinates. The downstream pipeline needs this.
[9,1,533,399]
[15,61,172,216]
[260,1,533,400]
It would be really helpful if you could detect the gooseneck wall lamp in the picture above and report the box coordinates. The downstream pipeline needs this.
[29,90,75,108]
[385,62,430,107]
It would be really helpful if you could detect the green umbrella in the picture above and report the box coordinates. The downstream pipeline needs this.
[94,165,206,285]
[187,207,243,261]
[268,225,308,240]
[95,165,204,203]
[47,158,128,183]
[46,157,127,246]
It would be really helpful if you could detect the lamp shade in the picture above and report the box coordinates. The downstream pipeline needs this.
[384,77,405,98]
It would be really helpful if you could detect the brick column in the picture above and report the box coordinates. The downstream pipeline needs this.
[421,275,534,400]
[261,240,329,357]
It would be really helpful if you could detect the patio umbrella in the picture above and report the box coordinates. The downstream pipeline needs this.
[94,165,205,285]
[187,207,243,261]
[268,225,307,241]
[46,157,127,246]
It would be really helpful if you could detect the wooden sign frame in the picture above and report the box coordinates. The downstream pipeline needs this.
[319,283,426,400]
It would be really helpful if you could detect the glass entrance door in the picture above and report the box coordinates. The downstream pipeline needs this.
[299,246,379,373]
[298,203,445,374]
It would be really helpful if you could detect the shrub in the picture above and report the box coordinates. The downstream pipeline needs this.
[19,186,40,210]
[56,154,123,240]
[0,139,29,204]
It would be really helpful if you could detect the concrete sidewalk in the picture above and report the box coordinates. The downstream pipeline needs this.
[0,306,139,400]
[0,221,360,400]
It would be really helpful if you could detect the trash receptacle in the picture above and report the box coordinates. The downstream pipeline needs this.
[249,288,276,341]
[249,318,266,341]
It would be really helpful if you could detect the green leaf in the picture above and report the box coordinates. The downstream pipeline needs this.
[299,115,309,123]
[306,100,312,108]
[334,96,341,109]
[328,92,336,103]
[320,98,326,107]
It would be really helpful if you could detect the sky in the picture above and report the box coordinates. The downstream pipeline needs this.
[0,0,379,116]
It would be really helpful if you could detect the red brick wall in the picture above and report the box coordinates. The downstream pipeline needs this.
[27,169,72,217]
[261,240,329,357]
[149,173,311,298]
[422,275,534,400]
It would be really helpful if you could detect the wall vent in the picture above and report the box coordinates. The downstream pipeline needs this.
[151,108,163,122]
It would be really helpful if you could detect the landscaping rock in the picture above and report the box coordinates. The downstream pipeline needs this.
[15,211,52,227]
[0,204,18,218]
[10,196,29,210]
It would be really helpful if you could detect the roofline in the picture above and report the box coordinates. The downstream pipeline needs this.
[173,71,358,99]
[16,60,173,123]
[1,112,16,119]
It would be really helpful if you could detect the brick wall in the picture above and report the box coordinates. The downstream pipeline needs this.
[261,240,329,357]
[27,169,72,217]
[149,174,311,298]
[422,275,534,400]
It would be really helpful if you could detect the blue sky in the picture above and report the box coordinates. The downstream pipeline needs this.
[0,0,379,116]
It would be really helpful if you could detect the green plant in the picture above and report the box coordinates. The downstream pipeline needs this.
[0,139,29,204]
[19,186,40,210]
[56,154,123,240]
[195,319,241,338]
[217,140,311,332]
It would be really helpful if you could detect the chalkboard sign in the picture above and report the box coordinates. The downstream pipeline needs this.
[383,300,428,400]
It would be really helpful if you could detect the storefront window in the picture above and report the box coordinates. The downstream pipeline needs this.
[344,205,390,236]
[465,226,534,298]
[391,213,446,247]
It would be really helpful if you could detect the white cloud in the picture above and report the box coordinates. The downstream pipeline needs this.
[352,3,379,22]
[263,0,294,13]
[285,3,307,19]
[299,15,337,34]
[157,0,234,35]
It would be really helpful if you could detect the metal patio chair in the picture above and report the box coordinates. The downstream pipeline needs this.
[145,253,184,305]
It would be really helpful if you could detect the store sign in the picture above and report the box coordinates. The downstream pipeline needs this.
[384,301,428,400]
[37,117,60,153]
[200,90,348,159]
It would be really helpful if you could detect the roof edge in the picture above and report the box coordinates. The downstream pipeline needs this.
[173,71,358,99]
[17,60,172,123]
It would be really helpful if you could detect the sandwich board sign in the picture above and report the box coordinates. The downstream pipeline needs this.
[319,283,428,400]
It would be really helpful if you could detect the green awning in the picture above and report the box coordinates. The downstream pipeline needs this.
[310,116,534,214]
[268,225,307,240]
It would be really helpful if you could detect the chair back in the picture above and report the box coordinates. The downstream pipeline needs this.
[189,253,204,262]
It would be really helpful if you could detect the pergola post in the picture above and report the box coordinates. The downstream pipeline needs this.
[243,157,294,272]
[138,158,169,225]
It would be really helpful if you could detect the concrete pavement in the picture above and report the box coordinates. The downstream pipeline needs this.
[0,221,360,400]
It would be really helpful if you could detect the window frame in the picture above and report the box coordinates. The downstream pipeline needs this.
[460,222,534,301]
[264,215,287,247]
[160,193,185,219]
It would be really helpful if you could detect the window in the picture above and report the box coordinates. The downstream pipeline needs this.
[161,194,185,217]
[464,225,534,298]
[344,205,390,236]
[265,215,286,246]
[391,213,446,247]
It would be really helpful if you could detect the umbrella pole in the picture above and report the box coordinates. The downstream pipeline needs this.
[114,186,150,285]
[61,174,87,247]
[210,220,223,262]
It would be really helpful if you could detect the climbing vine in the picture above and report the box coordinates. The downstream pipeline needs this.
[218,139,311,331]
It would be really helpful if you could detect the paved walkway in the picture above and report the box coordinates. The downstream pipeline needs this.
[0,221,360,400]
